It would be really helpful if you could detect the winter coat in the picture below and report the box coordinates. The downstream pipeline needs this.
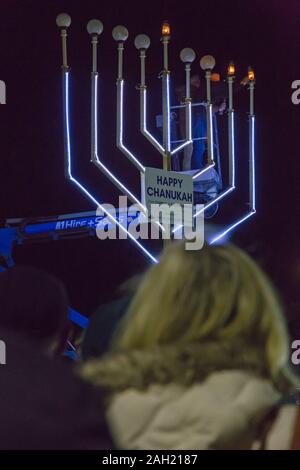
[81,339,296,450]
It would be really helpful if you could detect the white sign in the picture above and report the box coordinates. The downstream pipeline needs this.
[144,167,193,212]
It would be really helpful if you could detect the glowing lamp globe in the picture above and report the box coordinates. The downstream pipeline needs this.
[134,34,151,50]
[180,48,196,63]
[112,25,129,42]
[200,55,216,71]
[56,13,71,29]
[87,19,103,36]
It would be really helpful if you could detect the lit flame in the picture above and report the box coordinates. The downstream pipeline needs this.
[162,21,170,36]
[228,62,235,76]
[248,67,255,81]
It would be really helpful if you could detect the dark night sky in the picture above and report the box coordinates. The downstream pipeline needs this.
[0,1,299,330]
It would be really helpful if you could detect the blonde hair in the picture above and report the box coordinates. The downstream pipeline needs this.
[113,243,295,385]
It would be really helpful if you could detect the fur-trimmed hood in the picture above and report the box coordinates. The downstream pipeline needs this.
[80,339,285,394]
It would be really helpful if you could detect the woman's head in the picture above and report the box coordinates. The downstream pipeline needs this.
[114,243,291,381]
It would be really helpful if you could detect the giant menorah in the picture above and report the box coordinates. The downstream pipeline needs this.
[56,13,256,263]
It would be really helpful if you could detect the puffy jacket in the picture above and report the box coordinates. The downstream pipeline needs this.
[81,339,295,450]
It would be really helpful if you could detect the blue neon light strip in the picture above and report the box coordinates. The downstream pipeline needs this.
[209,115,256,244]
[119,80,146,172]
[230,111,236,188]
[172,110,236,235]
[166,73,171,153]
[92,75,146,211]
[63,71,158,264]
[250,116,256,209]
[209,211,255,245]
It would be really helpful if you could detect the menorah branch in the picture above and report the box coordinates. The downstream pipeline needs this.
[140,87,165,155]
[90,73,146,212]
[116,79,145,173]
